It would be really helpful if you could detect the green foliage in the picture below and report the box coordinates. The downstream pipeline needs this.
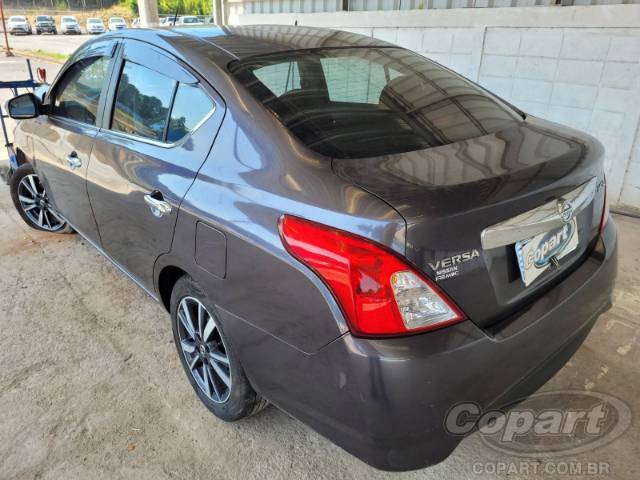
[123,0,139,15]
[122,0,212,16]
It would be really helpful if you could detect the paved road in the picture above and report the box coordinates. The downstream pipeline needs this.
[0,50,638,480]
[4,32,89,55]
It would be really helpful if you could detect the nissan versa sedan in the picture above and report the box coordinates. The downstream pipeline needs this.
[5,26,617,471]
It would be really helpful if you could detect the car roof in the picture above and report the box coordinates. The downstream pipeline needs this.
[108,25,393,63]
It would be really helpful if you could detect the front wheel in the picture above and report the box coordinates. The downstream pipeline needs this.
[170,276,268,421]
[10,163,72,233]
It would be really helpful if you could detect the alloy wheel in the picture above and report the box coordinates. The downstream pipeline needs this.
[17,174,65,232]
[177,297,232,403]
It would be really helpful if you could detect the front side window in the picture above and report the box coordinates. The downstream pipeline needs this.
[111,61,176,141]
[53,56,110,125]
[231,48,521,159]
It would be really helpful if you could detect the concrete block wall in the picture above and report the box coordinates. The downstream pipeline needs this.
[234,5,640,210]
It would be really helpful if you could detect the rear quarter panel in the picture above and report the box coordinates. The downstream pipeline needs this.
[156,86,407,354]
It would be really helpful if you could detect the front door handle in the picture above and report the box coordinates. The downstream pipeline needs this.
[144,192,172,218]
[66,152,82,170]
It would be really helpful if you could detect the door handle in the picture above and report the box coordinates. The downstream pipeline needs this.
[144,192,172,218]
[66,152,82,170]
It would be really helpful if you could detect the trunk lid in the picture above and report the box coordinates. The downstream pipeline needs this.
[333,117,606,329]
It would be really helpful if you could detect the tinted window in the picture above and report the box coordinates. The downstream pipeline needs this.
[53,56,110,125]
[111,61,176,141]
[320,56,402,104]
[231,48,521,159]
[166,84,214,143]
[253,61,300,97]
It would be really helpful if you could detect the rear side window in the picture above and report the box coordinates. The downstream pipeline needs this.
[231,48,521,159]
[53,56,110,126]
[111,61,176,141]
[111,60,214,143]
[166,84,214,143]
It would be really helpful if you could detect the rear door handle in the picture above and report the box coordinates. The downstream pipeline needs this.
[144,192,172,218]
[66,152,82,170]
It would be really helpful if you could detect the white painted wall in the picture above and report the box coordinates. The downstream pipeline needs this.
[233,5,640,211]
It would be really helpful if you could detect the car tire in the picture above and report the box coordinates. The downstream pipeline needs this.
[170,275,269,421]
[10,163,73,233]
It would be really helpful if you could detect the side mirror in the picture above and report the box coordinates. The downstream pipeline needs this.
[7,93,41,119]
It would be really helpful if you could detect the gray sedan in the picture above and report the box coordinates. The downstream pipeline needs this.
[5,26,617,471]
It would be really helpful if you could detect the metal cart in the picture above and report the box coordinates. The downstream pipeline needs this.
[0,58,40,184]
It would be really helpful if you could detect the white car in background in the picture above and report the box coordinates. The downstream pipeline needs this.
[8,16,32,35]
[85,17,106,34]
[176,16,204,25]
[108,17,127,31]
[60,16,81,35]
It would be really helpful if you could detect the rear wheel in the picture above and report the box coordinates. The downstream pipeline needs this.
[10,163,72,233]
[170,275,268,421]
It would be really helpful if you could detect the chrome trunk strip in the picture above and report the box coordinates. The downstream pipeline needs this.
[481,178,598,250]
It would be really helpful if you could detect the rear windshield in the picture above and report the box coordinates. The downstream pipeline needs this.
[230,47,521,159]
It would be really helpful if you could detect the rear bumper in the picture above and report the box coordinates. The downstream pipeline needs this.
[225,220,617,471]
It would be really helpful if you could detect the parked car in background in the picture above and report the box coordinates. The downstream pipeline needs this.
[176,15,203,25]
[108,17,127,31]
[159,16,178,27]
[60,16,81,35]
[85,17,105,35]
[5,26,617,472]
[7,16,31,35]
[132,17,140,28]
[34,15,56,35]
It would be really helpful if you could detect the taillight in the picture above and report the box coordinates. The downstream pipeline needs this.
[278,215,466,337]
[599,177,609,233]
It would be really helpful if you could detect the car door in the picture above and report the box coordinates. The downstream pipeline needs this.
[87,39,224,291]
[31,40,119,242]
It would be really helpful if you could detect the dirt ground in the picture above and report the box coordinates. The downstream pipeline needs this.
[0,56,639,480]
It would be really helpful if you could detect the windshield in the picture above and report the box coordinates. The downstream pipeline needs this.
[110,18,124,23]
[37,16,52,21]
[88,19,102,23]
[231,47,521,159]
[182,17,199,23]
[10,17,26,22]
[62,17,76,23]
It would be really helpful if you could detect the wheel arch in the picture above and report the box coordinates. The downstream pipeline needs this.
[14,146,29,167]
[157,265,189,312]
